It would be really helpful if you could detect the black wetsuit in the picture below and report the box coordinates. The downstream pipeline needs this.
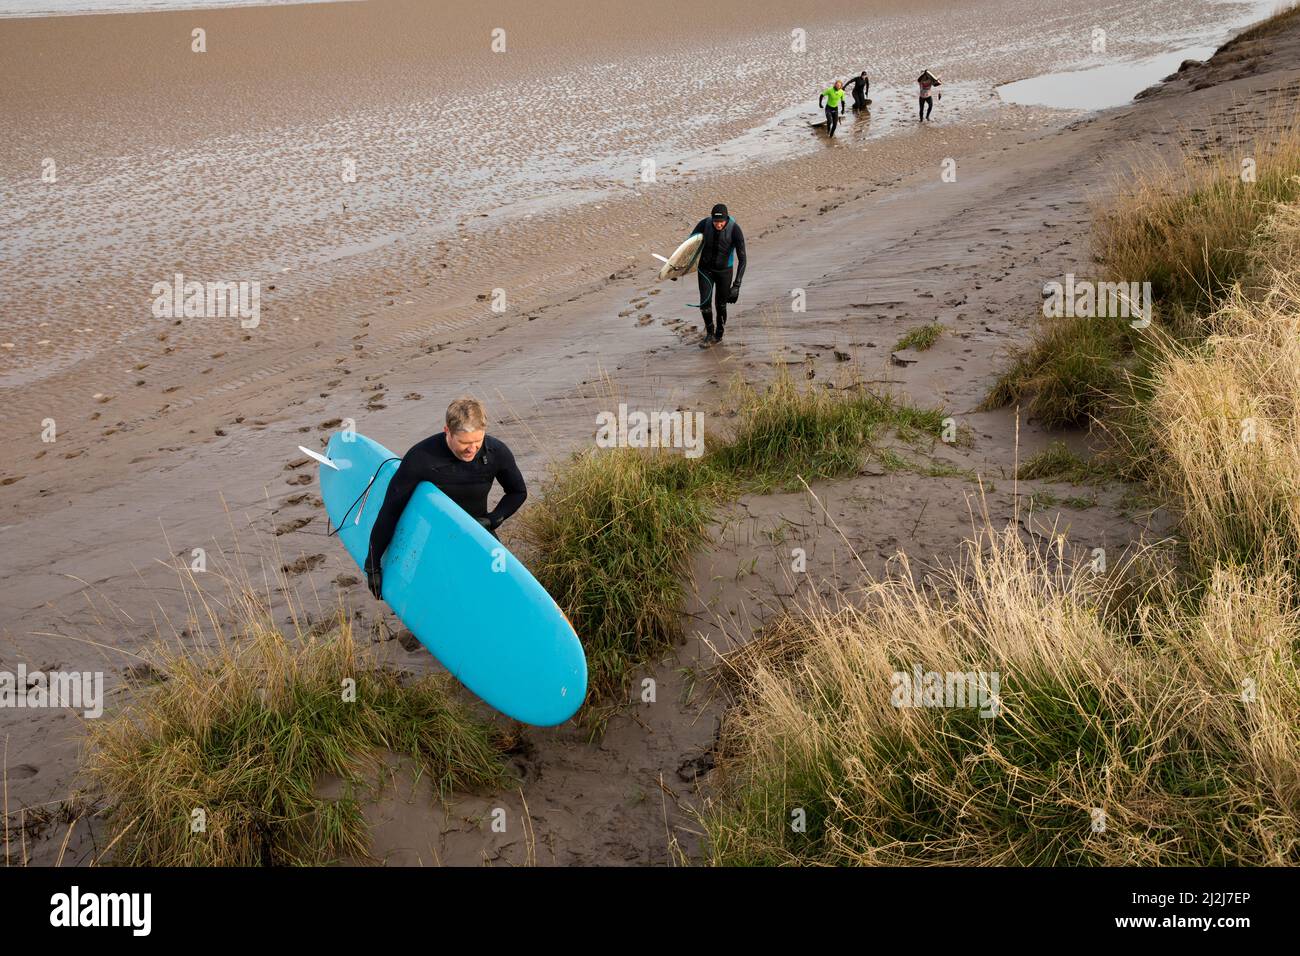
[689,217,747,340]
[366,432,526,570]
[848,75,869,109]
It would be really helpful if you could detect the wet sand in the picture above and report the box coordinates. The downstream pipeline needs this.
[1,0,1295,863]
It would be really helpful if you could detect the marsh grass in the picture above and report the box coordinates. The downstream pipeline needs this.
[984,102,1300,431]
[1016,440,1112,483]
[521,369,945,706]
[704,528,1300,865]
[82,551,508,866]
[894,322,946,352]
[1093,117,1300,315]
[710,375,946,494]
[1146,211,1300,579]
[981,314,1139,428]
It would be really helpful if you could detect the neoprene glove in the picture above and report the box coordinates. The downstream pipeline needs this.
[728,282,741,304]
[364,561,383,599]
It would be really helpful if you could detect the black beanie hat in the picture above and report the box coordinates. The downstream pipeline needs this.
[711,203,729,219]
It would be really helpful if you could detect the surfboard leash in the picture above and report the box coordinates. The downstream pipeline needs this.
[687,270,715,309]
[326,457,402,538]
[326,453,477,538]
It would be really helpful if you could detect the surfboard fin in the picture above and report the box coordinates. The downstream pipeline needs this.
[651,253,670,264]
[298,445,340,470]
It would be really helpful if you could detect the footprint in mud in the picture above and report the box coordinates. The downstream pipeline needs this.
[123,662,167,685]
[286,474,313,486]
[274,516,314,536]
[8,764,38,780]
[1,475,22,486]
[285,457,310,471]
[282,553,325,574]
[636,314,655,326]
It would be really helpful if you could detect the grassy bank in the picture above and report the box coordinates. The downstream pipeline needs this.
[1146,214,1300,579]
[520,370,945,707]
[85,607,507,866]
[703,529,1299,865]
[983,107,1300,431]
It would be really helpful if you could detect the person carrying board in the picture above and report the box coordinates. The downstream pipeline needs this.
[918,69,941,122]
[846,71,869,110]
[364,397,526,598]
[689,203,747,348]
[819,80,847,137]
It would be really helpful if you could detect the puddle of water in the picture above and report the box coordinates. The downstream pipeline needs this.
[996,45,1219,111]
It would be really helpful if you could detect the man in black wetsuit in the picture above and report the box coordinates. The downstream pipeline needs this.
[363,397,527,599]
[689,203,747,348]
[847,71,869,110]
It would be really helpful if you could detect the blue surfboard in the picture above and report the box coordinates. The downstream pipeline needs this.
[313,431,586,726]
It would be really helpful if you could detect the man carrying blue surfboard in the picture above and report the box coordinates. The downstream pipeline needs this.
[364,398,527,599]
[690,203,747,349]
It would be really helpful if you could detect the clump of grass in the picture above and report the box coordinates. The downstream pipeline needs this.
[519,447,719,704]
[85,612,508,866]
[710,374,945,493]
[981,314,1135,428]
[1093,117,1300,316]
[704,527,1300,866]
[1016,440,1111,483]
[894,322,945,352]
[523,369,945,706]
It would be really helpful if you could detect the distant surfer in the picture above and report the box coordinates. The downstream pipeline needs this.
[918,69,941,122]
[819,80,847,137]
[364,397,526,599]
[689,203,747,348]
[846,71,869,110]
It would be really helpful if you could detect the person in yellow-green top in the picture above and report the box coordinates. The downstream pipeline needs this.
[819,80,847,137]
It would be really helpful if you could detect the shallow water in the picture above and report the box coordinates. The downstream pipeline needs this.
[997,0,1275,111]
[997,46,1219,111]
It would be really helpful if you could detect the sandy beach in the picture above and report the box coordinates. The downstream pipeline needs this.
[1,0,1296,865]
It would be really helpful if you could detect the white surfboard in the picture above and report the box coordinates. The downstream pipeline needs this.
[654,233,703,281]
